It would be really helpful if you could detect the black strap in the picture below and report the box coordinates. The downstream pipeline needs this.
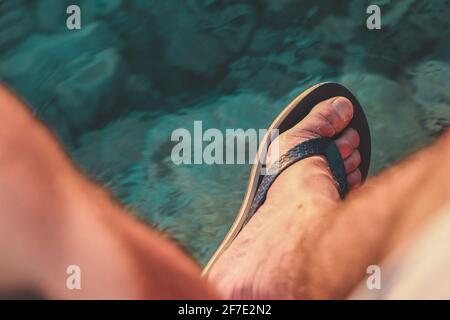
[246,137,348,222]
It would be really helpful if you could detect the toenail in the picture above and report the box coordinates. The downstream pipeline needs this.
[332,97,352,121]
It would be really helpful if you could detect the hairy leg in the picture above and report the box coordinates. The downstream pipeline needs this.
[294,130,450,299]
[0,85,217,299]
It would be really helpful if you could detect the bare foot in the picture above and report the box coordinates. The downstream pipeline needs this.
[208,97,361,299]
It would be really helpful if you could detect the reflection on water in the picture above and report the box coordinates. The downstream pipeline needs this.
[0,0,449,264]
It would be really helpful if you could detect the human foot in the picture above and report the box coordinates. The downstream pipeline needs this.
[208,96,362,299]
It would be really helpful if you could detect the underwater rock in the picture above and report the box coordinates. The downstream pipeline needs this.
[248,27,284,56]
[0,1,34,52]
[262,0,297,14]
[83,0,123,16]
[228,50,330,98]
[0,23,123,144]
[410,60,450,136]
[348,0,450,75]
[0,22,121,101]
[260,0,324,28]
[108,10,161,77]
[228,56,300,97]
[73,112,153,185]
[35,0,71,32]
[146,1,256,76]
[210,3,257,55]
[53,48,125,131]
[123,74,161,111]
[75,0,123,27]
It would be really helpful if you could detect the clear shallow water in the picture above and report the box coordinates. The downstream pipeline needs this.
[0,0,449,264]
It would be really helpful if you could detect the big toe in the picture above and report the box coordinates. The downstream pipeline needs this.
[292,96,354,138]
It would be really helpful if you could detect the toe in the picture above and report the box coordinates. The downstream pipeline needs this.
[347,169,362,189]
[344,150,361,174]
[293,96,354,138]
[335,128,360,159]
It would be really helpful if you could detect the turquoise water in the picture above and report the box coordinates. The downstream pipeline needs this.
[0,0,449,264]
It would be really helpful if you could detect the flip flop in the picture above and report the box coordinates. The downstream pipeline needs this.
[202,82,371,276]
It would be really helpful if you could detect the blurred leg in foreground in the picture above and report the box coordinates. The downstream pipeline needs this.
[0,85,217,299]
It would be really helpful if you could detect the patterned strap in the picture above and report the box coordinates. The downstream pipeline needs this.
[246,137,348,223]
